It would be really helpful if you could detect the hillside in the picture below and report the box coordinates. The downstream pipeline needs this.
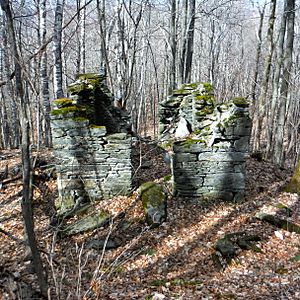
[0,142,300,299]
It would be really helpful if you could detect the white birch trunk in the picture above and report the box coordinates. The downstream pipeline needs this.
[40,0,51,146]
[53,0,64,99]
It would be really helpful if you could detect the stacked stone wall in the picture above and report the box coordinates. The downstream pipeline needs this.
[51,74,132,215]
[159,83,251,201]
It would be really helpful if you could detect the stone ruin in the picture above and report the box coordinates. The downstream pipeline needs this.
[159,83,251,201]
[51,73,132,215]
[51,76,251,222]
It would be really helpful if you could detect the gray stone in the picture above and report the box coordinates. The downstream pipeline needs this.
[86,239,121,250]
[198,152,246,162]
[51,74,133,220]
[67,128,90,137]
[256,212,300,234]
[63,211,109,235]
[203,173,245,189]
[104,133,129,141]
[139,182,167,227]
[201,191,234,201]
[173,142,207,153]
[88,126,107,136]
[174,117,192,138]
[234,136,250,151]
[51,118,89,129]
[234,124,251,136]
[215,238,237,258]
[174,153,198,162]
[104,143,131,150]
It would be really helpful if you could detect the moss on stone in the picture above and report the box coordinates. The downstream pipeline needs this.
[193,126,211,136]
[50,105,86,116]
[53,98,74,108]
[159,141,173,150]
[67,82,93,94]
[285,159,300,194]
[163,97,181,107]
[63,210,109,235]
[195,106,214,117]
[179,138,206,147]
[70,116,89,122]
[232,97,249,108]
[222,115,239,128]
[173,89,191,95]
[195,94,215,106]
[202,82,213,93]
[163,174,172,181]
[76,73,104,81]
[182,82,199,90]
[139,182,166,227]
[88,124,106,129]
[55,195,74,215]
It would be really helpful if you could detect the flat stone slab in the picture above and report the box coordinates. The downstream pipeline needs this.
[62,210,109,236]
[256,199,300,234]
[256,211,300,233]
[213,231,261,270]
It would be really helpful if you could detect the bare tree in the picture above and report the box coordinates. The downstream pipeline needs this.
[0,0,48,296]
[184,0,196,83]
[273,0,295,165]
[169,0,177,90]
[252,0,276,152]
[40,0,51,146]
[251,2,266,104]
[53,0,64,99]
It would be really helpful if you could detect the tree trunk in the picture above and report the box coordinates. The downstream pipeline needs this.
[179,0,188,85]
[40,0,51,147]
[273,0,295,165]
[251,2,266,105]
[2,21,19,148]
[252,0,276,152]
[53,0,64,99]
[169,0,177,91]
[76,0,86,74]
[266,0,288,157]
[0,0,48,296]
[96,0,114,91]
[184,0,195,83]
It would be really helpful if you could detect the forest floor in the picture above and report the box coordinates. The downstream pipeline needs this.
[0,141,300,300]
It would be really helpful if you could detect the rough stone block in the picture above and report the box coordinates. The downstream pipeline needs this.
[203,173,245,189]
[198,151,246,162]
[174,153,198,162]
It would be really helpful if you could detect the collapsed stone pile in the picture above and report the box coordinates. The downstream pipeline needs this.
[51,74,132,215]
[159,83,251,201]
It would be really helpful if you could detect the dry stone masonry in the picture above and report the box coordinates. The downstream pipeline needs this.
[51,74,132,215]
[159,83,251,201]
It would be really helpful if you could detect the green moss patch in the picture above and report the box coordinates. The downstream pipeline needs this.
[139,182,167,227]
[202,82,213,93]
[50,105,86,116]
[181,82,199,90]
[67,82,93,94]
[52,98,74,108]
[88,124,106,129]
[76,73,104,81]
[178,138,206,147]
[232,97,249,108]
[285,159,300,194]
[70,116,89,122]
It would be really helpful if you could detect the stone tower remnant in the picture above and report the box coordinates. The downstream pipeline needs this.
[159,83,251,201]
[51,73,132,215]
